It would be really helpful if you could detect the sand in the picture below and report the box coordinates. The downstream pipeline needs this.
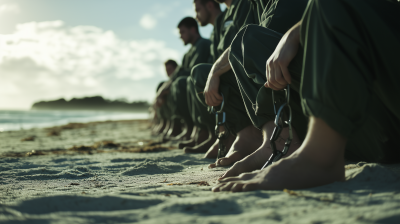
[1,120,400,224]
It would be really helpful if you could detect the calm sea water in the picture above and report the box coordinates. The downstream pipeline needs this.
[0,110,150,132]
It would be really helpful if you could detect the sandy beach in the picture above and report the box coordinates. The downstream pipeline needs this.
[1,119,400,223]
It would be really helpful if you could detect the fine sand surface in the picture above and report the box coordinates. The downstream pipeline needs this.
[1,120,400,224]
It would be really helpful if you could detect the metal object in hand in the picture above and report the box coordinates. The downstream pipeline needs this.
[261,85,293,170]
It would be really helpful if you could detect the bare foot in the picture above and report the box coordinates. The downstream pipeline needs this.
[208,125,263,169]
[218,120,301,179]
[212,117,347,192]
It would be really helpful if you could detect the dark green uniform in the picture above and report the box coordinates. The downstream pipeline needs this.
[167,37,211,125]
[187,11,227,132]
[231,0,400,162]
[190,0,263,134]
[229,0,309,139]
[155,81,170,121]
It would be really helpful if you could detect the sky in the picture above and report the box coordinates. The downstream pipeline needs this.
[0,0,222,110]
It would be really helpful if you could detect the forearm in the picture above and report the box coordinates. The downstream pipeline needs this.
[210,47,232,78]
[284,21,301,45]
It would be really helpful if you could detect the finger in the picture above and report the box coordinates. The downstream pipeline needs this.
[213,91,223,100]
[205,93,211,106]
[210,94,222,106]
[280,65,292,84]
[273,64,288,86]
[265,81,283,91]
[210,96,223,107]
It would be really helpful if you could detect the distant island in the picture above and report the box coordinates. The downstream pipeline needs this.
[31,96,149,112]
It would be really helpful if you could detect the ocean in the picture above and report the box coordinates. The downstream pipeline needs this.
[0,110,149,132]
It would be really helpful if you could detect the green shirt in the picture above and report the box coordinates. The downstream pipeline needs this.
[211,0,262,61]
[256,0,308,34]
[171,37,211,80]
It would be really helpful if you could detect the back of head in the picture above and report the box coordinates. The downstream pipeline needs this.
[164,59,178,68]
[194,0,220,9]
[164,59,178,77]
[177,17,199,34]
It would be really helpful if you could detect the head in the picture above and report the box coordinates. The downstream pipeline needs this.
[177,17,199,45]
[164,59,178,77]
[193,0,221,26]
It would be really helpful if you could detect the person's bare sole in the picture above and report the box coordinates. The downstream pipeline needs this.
[208,125,263,169]
[217,121,301,180]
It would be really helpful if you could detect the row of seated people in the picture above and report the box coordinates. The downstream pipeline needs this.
[151,0,400,191]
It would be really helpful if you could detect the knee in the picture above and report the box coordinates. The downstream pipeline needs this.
[191,64,212,89]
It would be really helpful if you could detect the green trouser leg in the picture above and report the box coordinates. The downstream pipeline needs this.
[230,24,308,140]
[187,75,214,131]
[155,81,167,120]
[168,76,194,126]
[191,63,253,134]
[300,0,400,162]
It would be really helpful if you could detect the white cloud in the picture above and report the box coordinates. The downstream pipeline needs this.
[0,3,20,14]
[0,20,180,109]
[139,14,157,30]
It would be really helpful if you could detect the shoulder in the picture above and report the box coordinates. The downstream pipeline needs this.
[196,37,211,47]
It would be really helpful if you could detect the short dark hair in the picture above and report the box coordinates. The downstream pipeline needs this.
[164,59,178,68]
[177,17,199,34]
[194,0,220,9]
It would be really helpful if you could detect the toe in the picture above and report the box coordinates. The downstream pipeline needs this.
[218,176,242,183]
[242,182,262,192]
[231,183,245,192]
[220,182,235,192]
[208,163,217,169]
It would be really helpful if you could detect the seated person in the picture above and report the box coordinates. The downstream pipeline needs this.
[213,0,400,192]
[203,0,308,169]
[178,0,222,151]
[155,17,211,141]
[186,0,265,158]
[151,59,178,135]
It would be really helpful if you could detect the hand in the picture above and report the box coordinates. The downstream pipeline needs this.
[265,22,301,90]
[204,74,223,107]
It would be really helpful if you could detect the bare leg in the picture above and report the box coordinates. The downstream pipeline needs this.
[208,125,263,168]
[217,120,301,179]
[212,117,346,192]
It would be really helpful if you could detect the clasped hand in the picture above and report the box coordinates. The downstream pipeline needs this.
[265,22,301,91]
